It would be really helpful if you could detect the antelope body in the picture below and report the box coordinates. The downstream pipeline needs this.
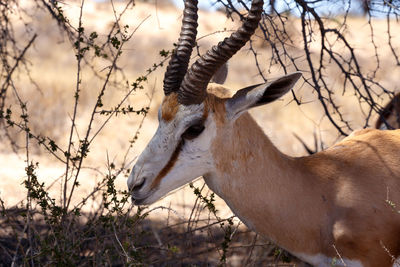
[127,1,400,266]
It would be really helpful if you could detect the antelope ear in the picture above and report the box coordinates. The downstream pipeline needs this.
[226,72,302,120]
[210,63,228,85]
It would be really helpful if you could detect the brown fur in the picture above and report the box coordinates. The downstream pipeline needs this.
[203,84,231,126]
[161,93,179,121]
[202,87,400,267]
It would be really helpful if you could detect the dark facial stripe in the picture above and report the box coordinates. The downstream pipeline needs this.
[150,140,184,189]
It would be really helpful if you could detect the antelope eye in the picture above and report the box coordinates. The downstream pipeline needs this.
[182,124,205,140]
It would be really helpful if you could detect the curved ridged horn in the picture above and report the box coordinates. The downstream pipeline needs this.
[179,0,264,105]
[163,0,199,96]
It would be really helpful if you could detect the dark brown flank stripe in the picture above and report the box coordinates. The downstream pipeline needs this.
[150,140,184,189]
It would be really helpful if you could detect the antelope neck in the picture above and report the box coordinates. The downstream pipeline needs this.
[205,112,329,257]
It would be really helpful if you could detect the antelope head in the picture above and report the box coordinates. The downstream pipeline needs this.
[127,0,301,205]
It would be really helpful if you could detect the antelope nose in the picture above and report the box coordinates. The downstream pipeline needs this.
[129,177,146,192]
[133,178,146,191]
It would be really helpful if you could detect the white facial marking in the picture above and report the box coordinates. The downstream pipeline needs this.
[128,102,217,205]
[295,253,363,267]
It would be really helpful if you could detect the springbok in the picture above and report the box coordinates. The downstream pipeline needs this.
[127,0,400,266]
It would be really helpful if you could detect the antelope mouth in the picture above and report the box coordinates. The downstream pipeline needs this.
[131,194,150,206]
[131,189,155,206]
[131,195,148,206]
